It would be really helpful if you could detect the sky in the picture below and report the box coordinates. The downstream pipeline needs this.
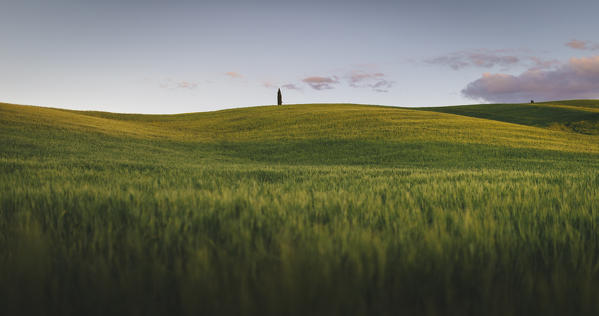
[1,0,599,113]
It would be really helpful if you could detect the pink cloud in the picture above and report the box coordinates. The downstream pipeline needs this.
[160,79,199,90]
[262,81,276,88]
[349,71,384,83]
[462,55,599,102]
[425,49,562,72]
[528,57,562,71]
[282,83,301,90]
[225,72,243,78]
[425,49,522,70]
[302,76,339,90]
[348,71,394,92]
[300,70,394,92]
[262,81,302,90]
[177,81,198,89]
[265,69,393,93]
[570,56,599,75]
[566,40,588,50]
[565,40,599,51]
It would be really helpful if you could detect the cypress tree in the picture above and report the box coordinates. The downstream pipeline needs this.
[277,88,282,106]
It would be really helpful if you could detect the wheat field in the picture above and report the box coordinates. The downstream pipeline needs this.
[1,101,599,315]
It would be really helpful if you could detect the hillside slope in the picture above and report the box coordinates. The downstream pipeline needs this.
[2,101,599,169]
[3,102,599,149]
[2,101,599,315]
[420,99,599,135]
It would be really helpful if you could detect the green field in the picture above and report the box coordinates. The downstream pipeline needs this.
[1,100,599,315]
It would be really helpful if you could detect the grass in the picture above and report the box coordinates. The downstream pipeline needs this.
[420,99,599,135]
[1,101,599,315]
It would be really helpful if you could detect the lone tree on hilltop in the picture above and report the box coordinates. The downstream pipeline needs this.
[277,88,282,106]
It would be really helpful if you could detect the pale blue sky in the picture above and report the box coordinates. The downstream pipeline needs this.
[1,0,599,113]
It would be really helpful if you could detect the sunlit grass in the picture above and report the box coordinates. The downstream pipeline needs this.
[1,101,599,315]
[421,99,599,135]
[3,102,598,152]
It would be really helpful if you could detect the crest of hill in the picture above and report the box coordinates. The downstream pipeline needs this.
[420,99,599,135]
[1,101,598,155]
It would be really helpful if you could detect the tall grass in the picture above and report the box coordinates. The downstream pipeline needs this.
[420,100,599,135]
[1,102,599,315]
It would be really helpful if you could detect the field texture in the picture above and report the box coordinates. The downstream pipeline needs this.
[1,101,599,315]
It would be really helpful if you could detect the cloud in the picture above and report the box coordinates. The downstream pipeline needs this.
[427,49,563,72]
[349,71,384,83]
[565,39,599,51]
[225,71,243,78]
[266,69,392,92]
[566,40,587,50]
[348,71,394,92]
[528,56,561,71]
[262,81,276,88]
[262,81,302,90]
[461,55,599,102]
[300,70,394,92]
[282,83,301,90]
[426,49,521,70]
[177,81,198,89]
[160,79,199,90]
[302,76,339,90]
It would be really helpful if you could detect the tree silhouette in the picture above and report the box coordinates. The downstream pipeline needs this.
[277,89,282,106]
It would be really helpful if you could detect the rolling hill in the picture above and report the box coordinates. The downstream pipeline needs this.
[420,99,599,135]
[1,100,599,316]
[2,101,599,168]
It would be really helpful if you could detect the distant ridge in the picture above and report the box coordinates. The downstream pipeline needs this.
[1,100,598,158]
[420,99,599,135]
